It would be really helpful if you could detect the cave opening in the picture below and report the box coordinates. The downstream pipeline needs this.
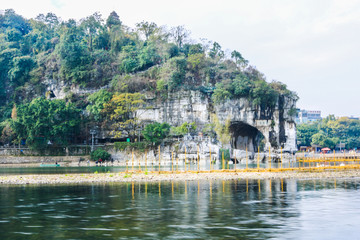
[230,121,265,152]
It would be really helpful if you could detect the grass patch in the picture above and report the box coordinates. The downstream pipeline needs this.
[124,173,132,178]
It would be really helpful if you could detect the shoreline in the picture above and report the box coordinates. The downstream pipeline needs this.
[1,170,360,185]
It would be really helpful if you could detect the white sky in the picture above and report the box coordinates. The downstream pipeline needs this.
[2,0,360,117]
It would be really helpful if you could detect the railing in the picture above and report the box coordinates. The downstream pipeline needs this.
[114,148,360,174]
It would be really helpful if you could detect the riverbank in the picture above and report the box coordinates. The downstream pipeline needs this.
[1,170,360,185]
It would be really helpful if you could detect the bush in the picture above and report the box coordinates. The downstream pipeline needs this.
[114,142,152,152]
[171,122,197,136]
[90,148,111,161]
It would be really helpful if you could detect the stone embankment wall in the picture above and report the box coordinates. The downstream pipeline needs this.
[0,146,89,157]
[108,141,294,165]
[0,155,89,164]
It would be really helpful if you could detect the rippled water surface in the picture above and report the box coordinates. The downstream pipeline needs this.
[0,178,359,239]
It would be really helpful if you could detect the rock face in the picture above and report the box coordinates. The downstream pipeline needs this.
[138,90,297,153]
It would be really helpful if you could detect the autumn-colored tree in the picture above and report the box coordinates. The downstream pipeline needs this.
[103,93,144,141]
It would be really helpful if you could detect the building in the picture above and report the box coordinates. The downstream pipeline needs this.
[296,109,321,124]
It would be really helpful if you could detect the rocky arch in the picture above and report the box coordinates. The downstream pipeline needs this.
[230,121,265,152]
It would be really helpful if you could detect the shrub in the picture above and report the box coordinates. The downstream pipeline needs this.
[90,148,111,161]
[114,142,152,152]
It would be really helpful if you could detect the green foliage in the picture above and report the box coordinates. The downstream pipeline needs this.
[187,53,205,72]
[159,56,187,91]
[90,148,111,161]
[106,11,122,29]
[0,9,31,35]
[297,123,318,146]
[188,44,204,55]
[209,42,224,60]
[11,97,81,150]
[167,43,179,58]
[270,81,298,100]
[171,122,197,136]
[0,120,15,145]
[156,79,167,92]
[8,55,36,86]
[80,12,103,51]
[136,21,159,40]
[212,72,280,109]
[288,107,297,117]
[297,116,360,149]
[118,45,140,73]
[56,25,92,84]
[232,74,253,97]
[212,82,232,103]
[90,49,115,86]
[138,43,161,70]
[86,90,112,121]
[0,48,21,100]
[170,25,190,48]
[311,131,338,149]
[114,141,152,152]
[231,50,248,69]
[251,80,279,109]
[202,123,216,138]
[0,10,297,150]
[142,122,170,144]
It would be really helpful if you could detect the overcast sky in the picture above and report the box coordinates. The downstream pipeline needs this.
[2,0,360,117]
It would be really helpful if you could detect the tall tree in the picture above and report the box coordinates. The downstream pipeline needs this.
[8,55,36,87]
[0,9,31,35]
[56,21,91,83]
[11,98,81,150]
[170,25,190,49]
[143,122,170,145]
[209,42,224,60]
[231,50,248,70]
[103,93,144,141]
[136,21,158,41]
[106,11,121,29]
[80,12,103,51]
[86,90,112,121]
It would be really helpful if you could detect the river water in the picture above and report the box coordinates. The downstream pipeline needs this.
[0,178,359,239]
[0,161,297,175]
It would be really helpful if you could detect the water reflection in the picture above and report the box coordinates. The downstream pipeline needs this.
[0,178,359,239]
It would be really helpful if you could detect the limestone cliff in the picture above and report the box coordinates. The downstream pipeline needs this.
[137,90,297,153]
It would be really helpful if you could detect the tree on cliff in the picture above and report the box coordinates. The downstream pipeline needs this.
[103,92,144,141]
[86,89,112,121]
[142,122,170,145]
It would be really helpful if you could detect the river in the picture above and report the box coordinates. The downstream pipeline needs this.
[0,178,359,239]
